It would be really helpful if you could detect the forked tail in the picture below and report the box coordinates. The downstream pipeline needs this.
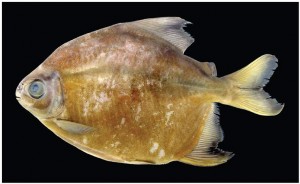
[221,54,284,116]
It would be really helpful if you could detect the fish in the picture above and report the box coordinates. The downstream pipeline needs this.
[16,17,284,166]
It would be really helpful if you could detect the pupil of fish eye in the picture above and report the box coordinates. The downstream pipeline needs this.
[29,80,44,99]
[32,84,39,92]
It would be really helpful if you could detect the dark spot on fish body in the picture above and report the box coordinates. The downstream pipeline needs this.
[130,87,141,102]
[146,82,162,101]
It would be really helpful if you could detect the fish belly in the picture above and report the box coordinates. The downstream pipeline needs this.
[54,68,216,164]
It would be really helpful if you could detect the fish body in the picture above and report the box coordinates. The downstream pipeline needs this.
[16,17,283,166]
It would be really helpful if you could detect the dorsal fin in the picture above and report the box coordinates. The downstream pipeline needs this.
[180,103,234,166]
[130,17,194,53]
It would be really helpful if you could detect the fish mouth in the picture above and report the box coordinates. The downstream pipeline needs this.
[16,95,22,102]
[15,92,21,100]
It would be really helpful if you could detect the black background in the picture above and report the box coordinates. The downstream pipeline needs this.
[3,2,299,182]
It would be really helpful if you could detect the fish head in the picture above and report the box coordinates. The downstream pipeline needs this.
[16,66,64,119]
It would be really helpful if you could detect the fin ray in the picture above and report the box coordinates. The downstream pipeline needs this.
[224,54,278,88]
[222,54,284,116]
[130,17,194,53]
[179,103,234,166]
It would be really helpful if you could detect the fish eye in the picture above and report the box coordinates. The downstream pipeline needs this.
[28,80,45,99]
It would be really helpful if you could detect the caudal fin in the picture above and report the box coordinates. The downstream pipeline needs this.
[222,54,284,116]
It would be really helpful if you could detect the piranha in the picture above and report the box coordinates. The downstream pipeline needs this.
[16,17,284,166]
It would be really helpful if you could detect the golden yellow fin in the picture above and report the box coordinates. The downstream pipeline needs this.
[222,54,284,116]
[179,104,234,167]
[180,153,233,167]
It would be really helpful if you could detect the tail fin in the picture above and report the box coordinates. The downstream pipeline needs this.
[222,54,284,116]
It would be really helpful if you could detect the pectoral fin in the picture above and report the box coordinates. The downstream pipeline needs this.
[54,119,95,134]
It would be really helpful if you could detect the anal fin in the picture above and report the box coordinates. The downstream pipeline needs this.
[180,149,234,167]
[179,103,234,166]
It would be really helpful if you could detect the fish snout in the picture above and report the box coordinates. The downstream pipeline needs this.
[16,83,24,100]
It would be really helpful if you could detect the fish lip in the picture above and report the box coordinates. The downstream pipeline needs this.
[16,96,21,101]
[15,92,21,99]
